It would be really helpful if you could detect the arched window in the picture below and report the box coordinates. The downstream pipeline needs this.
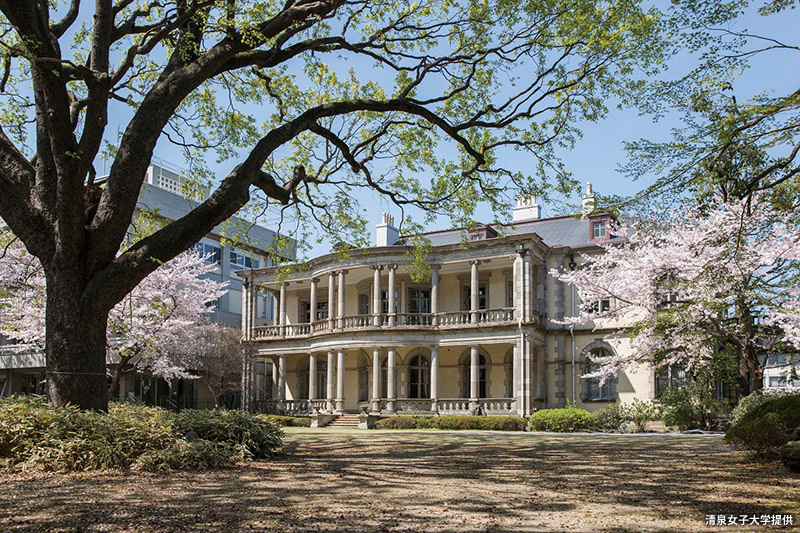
[586,348,615,401]
[408,354,431,399]
[461,353,487,398]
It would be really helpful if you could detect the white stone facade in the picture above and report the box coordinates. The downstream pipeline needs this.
[239,212,655,418]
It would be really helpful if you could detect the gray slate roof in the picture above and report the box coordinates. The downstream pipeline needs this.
[401,216,612,249]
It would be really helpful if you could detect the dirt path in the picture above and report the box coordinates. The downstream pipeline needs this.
[1,428,797,531]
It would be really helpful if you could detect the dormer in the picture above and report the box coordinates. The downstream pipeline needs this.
[588,213,614,242]
[468,224,498,242]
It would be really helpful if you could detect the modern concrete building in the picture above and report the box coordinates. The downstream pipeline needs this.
[238,184,657,421]
[0,162,292,407]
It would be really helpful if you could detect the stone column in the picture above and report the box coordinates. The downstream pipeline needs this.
[326,350,335,412]
[241,279,251,340]
[470,345,479,412]
[430,347,439,414]
[514,340,523,417]
[388,265,397,326]
[309,278,318,326]
[431,266,440,326]
[309,353,317,401]
[240,347,250,410]
[272,290,279,325]
[335,350,345,414]
[278,355,286,402]
[279,283,287,336]
[523,252,533,322]
[328,272,336,330]
[337,270,347,329]
[514,252,523,321]
[372,265,382,327]
[371,347,381,414]
[271,359,278,400]
[386,347,397,413]
[250,282,259,332]
[470,260,479,324]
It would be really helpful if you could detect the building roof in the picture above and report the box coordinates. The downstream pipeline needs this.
[136,178,283,255]
[400,215,620,249]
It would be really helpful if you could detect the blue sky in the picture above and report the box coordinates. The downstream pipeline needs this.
[139,3,800,256]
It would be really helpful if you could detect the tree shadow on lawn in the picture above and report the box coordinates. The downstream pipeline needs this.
[1,431,797,532]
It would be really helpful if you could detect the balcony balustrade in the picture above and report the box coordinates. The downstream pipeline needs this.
[251,307,518,340]
[255,398,516,416]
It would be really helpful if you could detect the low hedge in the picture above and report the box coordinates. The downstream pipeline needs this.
[0,396,283,471]
[375,415,528,431]
[255,414,313,428]
[529,407,597,432]
[725,394,800,460]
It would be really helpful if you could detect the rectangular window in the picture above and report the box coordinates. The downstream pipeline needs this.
[358,294,370,315]
[407,288,431,324]
[461,285,487,311]
[194,242,221,264]
[587,298,611,314]
[229,249,259,270]
[593,221,607,239]
[655,364,686,398]
[769,376,786,388]
[301,301,329,323]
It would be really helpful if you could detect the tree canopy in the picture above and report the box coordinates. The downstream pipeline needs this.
[621,0,800,211]
[0,0,661,409]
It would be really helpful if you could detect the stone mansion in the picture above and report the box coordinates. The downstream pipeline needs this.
[238,184,657,420]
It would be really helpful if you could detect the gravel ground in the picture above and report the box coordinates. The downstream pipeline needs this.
[1,428,798,532]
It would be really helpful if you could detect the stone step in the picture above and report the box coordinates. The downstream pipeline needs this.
[325,415,361,428]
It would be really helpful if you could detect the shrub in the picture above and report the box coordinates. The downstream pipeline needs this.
[529,407,597,432]
[659,386,731,431]
[732,388,800,424]
[0,396,283,471]
[626,399,660,432]
[434,415,527,431]
[375,416,421,429]
[173,409,284,460]
[134,440,237,471]
[595,403,628,432]
[725,394,800,460]
[255,415,312,427]
[374,415,527,431]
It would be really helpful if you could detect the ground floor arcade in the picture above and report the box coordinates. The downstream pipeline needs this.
[243,338,549,418]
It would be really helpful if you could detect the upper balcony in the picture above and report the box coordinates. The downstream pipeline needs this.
[253,307,520,340]
[239,236,547,343]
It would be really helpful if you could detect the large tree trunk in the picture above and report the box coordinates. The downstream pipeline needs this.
[44,270,110,411]
[737,345,765,400]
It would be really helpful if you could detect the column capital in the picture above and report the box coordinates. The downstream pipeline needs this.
[431,264,441,271]
[310,277,320,284]
[387,263,398,271]
[337,269,349,275]
[370,264,384,271]
[469,259,481,266]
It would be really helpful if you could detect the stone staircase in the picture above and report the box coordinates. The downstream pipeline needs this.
[324,414,360,428]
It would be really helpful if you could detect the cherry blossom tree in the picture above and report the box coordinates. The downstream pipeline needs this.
[553,197,800,398]
[0,237,228,399]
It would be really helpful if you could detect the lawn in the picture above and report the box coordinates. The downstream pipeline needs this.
[1,428,797,531]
